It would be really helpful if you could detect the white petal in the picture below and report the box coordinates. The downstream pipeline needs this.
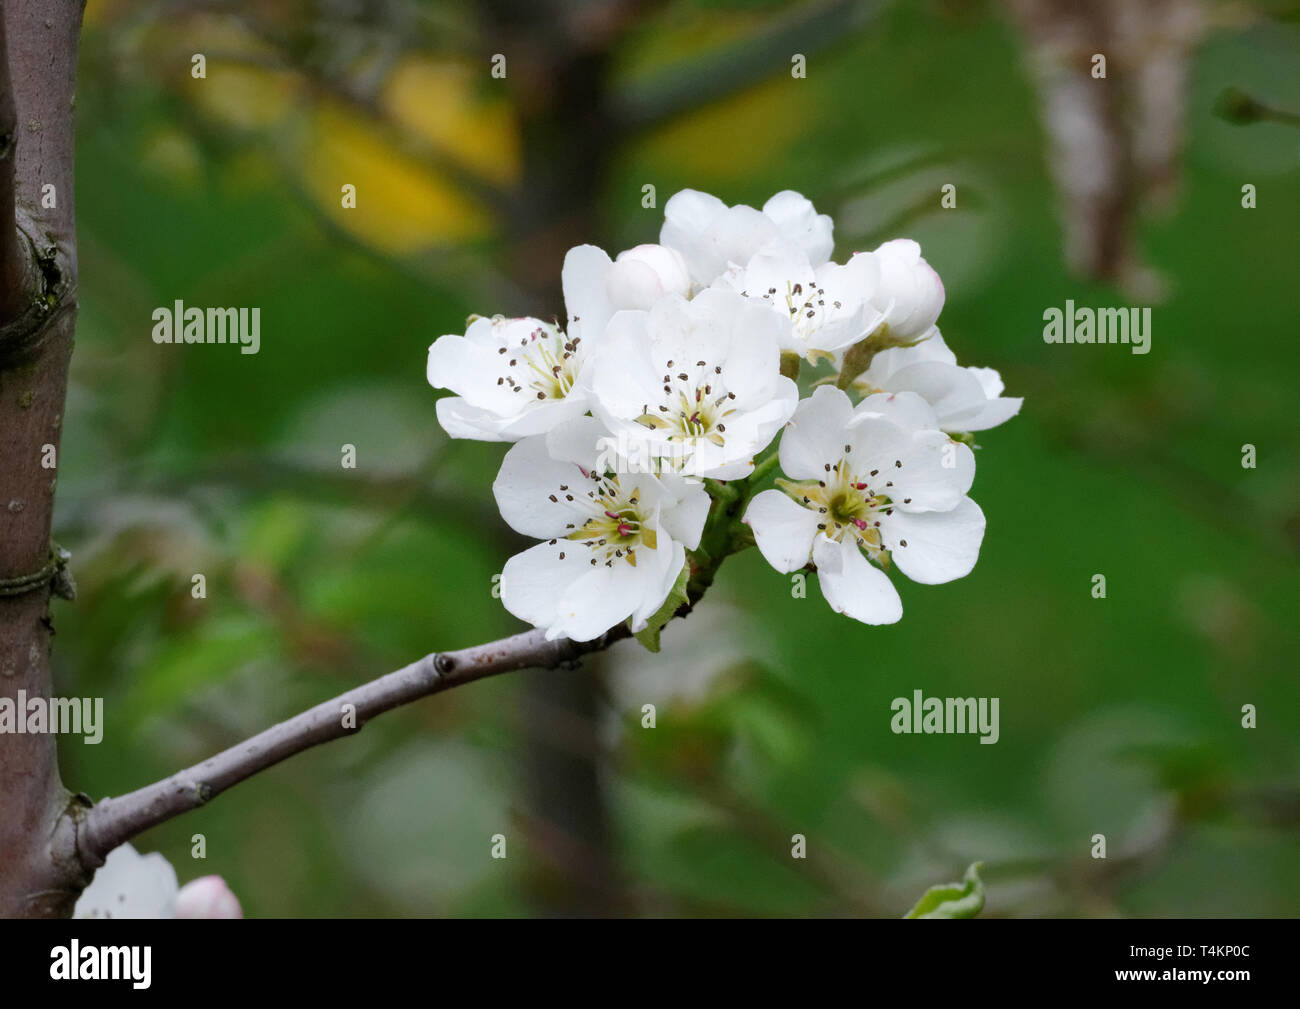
[824,250,879,304]
[659,288,739,369]
[812,535,902,625]
[855,390,942,433]
[959,395,1023,432]
[660,189,728,284]
[677,435,740,479]
[608,243,692,310]
[805,256,882,353]
[426,334,519,413]
[847,416,974,511]
[605,260,665,311]
[493,435,593,539]
[862,325,956,384]
[494,394,590,439]
[882,361,989,430]
[500,541,593,632]
[842,410,913,469]
[733,245,816,302]
[173,876,243,919]
[711,378,797,467]
[745,490,820,573]
[459,315,501,347]
[732,248,875,356]
[661,189,727,246]
[590,309,663,422]
[629,541,687,631]
[549,555,661,642]
[434,396,512,441]
[795,305,875,356]
[880,496,985,584]
[562,244,614,346]
[74,843,180,919]
[872,239,945,339]
[715,294,786,407]
[658,474,710,550]
[544,414,611,470]
[701,205,781,280]
[593,289,795,479]
[967,365,1005,399]
[762,190,834,266]
[777,385,856,479]
[699,455,756,480]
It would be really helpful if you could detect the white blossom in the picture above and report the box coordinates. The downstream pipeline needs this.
[590,288,798,479]
[494,417,710,642]
[744,386,984,625]
[74,843,243,919]
[866,239,946,340]
[427,245,614,441]
[713,244,885,359]
[660,188,834,288]
[854,327,1023,433]
[605,243,693,310]
[173,876,244,918]
[424,183,1019,639]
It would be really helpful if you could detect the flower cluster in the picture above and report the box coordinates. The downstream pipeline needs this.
[427,189,1020,639]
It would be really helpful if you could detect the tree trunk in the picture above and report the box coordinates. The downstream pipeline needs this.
[0,0,85,918]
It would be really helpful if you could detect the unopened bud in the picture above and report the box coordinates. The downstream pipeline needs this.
[173,875,243,919]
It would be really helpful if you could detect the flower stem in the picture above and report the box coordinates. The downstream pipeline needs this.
[749,451,781,487]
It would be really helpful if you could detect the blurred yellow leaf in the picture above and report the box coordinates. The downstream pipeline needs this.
[383,58,521,186]
[299,101,494,252]
[139,125,203,187]
[639,76,807,182]
[620,9,764,76]
[188,62,300,131]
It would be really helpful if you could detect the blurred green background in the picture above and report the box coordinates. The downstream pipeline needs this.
[54,0,1300,916]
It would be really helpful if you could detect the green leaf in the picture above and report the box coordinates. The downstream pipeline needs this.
[904,862,985,919]
[633,561,690,653]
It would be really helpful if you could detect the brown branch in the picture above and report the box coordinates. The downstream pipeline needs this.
[52,458,759,906]
[0,5,28,322]
[63,626,629,876]
[1216,86,1300,128]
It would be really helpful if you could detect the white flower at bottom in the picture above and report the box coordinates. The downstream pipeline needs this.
[744,386,984,625]
[853,327,1022,433]
[174,875,243,918]
[494,417,710,642]
[74,843,243,919]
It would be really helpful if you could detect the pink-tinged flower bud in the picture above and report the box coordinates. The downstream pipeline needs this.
[173,875,243,919]
[867,239,945,339]
[606,244,692,310]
